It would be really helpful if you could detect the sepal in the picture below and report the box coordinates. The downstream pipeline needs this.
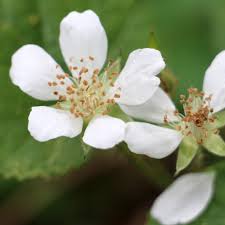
[203,134,225,156]
[176,136,199,174]
[214,110,225,129]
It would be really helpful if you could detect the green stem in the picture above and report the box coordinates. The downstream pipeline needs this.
[118,144,172,189]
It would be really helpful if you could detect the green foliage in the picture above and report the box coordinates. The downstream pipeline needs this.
[176,137,199,174]
[0,127,85,180]
[148,32,178,97]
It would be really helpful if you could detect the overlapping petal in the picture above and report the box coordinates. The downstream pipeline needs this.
[114,48,165,105]
[119,88,177,124]
[83,115,126,149]
[124,122,182,159]
[151,172,215,225]
[28,106,83,142]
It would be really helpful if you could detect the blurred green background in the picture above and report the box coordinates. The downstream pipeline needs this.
[1,0,225,224]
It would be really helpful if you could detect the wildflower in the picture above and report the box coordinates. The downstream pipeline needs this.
[10,10,165,149]
[124,51,225,158]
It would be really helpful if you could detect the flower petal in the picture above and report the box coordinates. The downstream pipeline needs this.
[124,122,182,159]
[83,115,125,149]
[59,10,107,78]
[208,87,225,113]
[114,48,165,105]
[10,44,71,101]
[119,88,177,124]
[28,106,83,142]
[151,172,215,225]
[203,51,225,112]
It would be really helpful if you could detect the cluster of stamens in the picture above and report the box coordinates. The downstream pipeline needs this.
[48,56,121,121]
[164,88,218,144]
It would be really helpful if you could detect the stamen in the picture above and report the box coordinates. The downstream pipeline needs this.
[114,94,120,98]
[59,95,67,101]
[83,80,88,86]
[48,57,121,121]
[168,88,217,144]
[93,69,99,75]
[89,56,94,61]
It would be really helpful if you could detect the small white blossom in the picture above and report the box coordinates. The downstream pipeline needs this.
[151,172,215,225]
[10,10,165,149]
[124,51,225,158]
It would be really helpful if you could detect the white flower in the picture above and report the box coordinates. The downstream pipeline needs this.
[151,172,215,225]
[10,10,165,149]
[123,51,225,158]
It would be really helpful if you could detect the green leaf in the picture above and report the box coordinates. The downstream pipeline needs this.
[0,120,86,180]
[176,137,199,174]
[214,110,225,129]
[203,134,225,157]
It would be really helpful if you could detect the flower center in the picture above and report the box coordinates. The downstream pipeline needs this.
[165,88,218,144]
[47,56,121,121]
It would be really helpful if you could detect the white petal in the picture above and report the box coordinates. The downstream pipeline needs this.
[119,88,177,124]
[59,10,107,78]
[114,48,165,105]
[151,172,215,225]
[28,106,83,142]
[119,48,165,79]
[83,115,125,149]
[203,51,225,112]
[124,122,182,159]
[10,44,71,101]
[208,87,225,113]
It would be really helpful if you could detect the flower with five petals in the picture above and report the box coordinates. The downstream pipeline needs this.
[10,10,165,149]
